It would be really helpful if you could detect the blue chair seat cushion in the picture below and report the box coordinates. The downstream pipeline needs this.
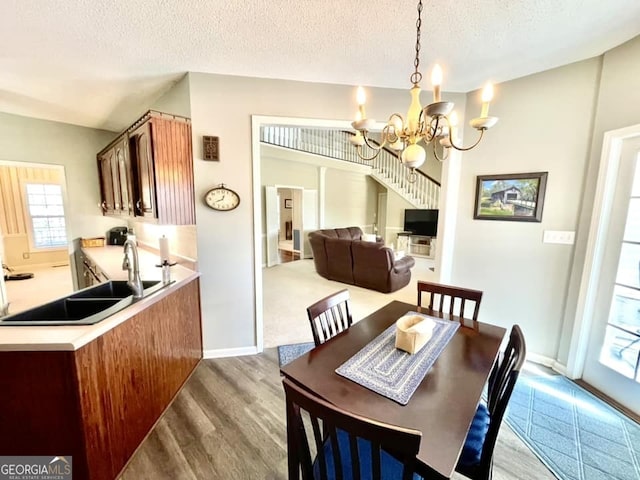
[458,402,490,467]
[313,428,423,479]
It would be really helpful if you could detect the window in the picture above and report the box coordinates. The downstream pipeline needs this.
[600,157,640,380]
[25,183,67,249]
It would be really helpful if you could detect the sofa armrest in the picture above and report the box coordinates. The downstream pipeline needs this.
[393,255,416,273]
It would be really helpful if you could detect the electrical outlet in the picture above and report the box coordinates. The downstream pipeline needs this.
[22,252,30,259]
[543,231,575,245]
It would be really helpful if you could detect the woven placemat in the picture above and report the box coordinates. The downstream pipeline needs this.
[335,312,459,405]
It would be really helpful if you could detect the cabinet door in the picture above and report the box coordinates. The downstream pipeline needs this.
[114,137,132,216]
[151,117,195,224]
[97,149,116,215]
[130,121,157,219]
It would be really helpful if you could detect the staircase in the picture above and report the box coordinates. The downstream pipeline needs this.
[260,126,440,209]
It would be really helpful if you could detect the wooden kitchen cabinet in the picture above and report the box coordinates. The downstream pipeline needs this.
[97,134,133,217]
[128,112,195,225]
[97,146,116,215]
[97,111,195,225]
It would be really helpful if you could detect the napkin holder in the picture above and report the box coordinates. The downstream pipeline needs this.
[395,314,435,354]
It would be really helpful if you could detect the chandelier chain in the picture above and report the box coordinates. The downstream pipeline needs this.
[410,0,423,86]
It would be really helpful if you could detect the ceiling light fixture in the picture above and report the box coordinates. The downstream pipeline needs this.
[350,0,498,181]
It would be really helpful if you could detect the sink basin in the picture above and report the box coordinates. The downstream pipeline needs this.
[0,280,170,326]
[71,280,162,299]
[0,297,128,325]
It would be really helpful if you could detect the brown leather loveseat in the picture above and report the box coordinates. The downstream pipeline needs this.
[308,227,415,293]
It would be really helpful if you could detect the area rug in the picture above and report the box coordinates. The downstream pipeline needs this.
[277,342,315,367]
[506,374,640,480]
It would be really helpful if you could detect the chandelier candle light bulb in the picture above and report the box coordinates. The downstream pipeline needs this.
[431,64,443,102]
[357,86,367,119]
[449,111,459,140]
[480,83,494,118]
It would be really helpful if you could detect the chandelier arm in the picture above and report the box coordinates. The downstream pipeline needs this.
[355,144,382,161]
[387,113,405,142]
[424,115,442,142]
[433,141,449,162]
[361,134,385,152]
[449,128,486,152]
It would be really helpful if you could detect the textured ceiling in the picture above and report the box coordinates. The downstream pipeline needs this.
[1,0,640,131]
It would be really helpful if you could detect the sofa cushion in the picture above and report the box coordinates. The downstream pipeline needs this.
[325,237,355,284]
[351,241,394,291]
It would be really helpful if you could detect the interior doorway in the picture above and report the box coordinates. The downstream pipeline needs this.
[276,187,299,264]
[265,185,318,267]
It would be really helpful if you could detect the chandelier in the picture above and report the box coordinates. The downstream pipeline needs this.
[350,0,498,180]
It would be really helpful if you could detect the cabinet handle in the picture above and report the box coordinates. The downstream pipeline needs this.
[100,201,107,212]
[136,200,142,212]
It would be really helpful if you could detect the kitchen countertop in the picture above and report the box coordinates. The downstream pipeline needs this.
[0,245,200,352]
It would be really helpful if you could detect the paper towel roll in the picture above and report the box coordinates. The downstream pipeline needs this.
[159,236,170,264]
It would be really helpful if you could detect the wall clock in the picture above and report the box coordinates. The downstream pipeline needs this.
[204,184,240,211]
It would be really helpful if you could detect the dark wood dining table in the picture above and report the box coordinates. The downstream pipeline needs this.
[280,300,507,479]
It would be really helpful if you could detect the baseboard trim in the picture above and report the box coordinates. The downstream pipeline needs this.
[203,346,259,359]
[527,352,568,376]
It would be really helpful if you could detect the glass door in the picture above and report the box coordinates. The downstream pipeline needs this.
[582,139,640,414]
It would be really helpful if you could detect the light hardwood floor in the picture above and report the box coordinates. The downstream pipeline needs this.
[119,350,555,479]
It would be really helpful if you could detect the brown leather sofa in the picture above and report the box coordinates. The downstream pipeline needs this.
[308,227,415,293]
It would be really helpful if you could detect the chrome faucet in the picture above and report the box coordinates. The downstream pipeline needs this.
[122,238,143,299]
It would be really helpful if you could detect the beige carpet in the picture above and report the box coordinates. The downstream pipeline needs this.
[262,257,437,348]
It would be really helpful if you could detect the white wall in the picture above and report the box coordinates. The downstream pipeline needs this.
[323,170,377,229]
[453,58,602,359]
[151,74,191,118]
[0,112,119,241]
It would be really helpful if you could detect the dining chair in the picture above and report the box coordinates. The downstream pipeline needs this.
[416,281,483,323]
[307,289,353,347]
[455,325,527,480]
[283,377,424,480]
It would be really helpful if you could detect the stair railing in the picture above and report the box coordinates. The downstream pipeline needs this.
[260,126,440,208]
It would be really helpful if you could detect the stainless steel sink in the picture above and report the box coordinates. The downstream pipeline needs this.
[0,280,170,326]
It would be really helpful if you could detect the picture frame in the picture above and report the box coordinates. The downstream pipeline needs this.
[474,172,548,222]
[284,198,292,209]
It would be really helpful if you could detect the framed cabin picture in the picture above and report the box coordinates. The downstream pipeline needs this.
[474,172,548,222]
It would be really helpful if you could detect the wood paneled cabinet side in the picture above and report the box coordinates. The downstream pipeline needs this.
[0,278,203,480]
[128,114,195,225]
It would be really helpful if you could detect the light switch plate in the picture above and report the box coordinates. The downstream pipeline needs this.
[543,230,575,245]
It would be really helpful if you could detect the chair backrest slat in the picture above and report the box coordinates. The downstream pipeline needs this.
[283,378,422,480]
[417,280,483,323]
[307,289,353,346]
